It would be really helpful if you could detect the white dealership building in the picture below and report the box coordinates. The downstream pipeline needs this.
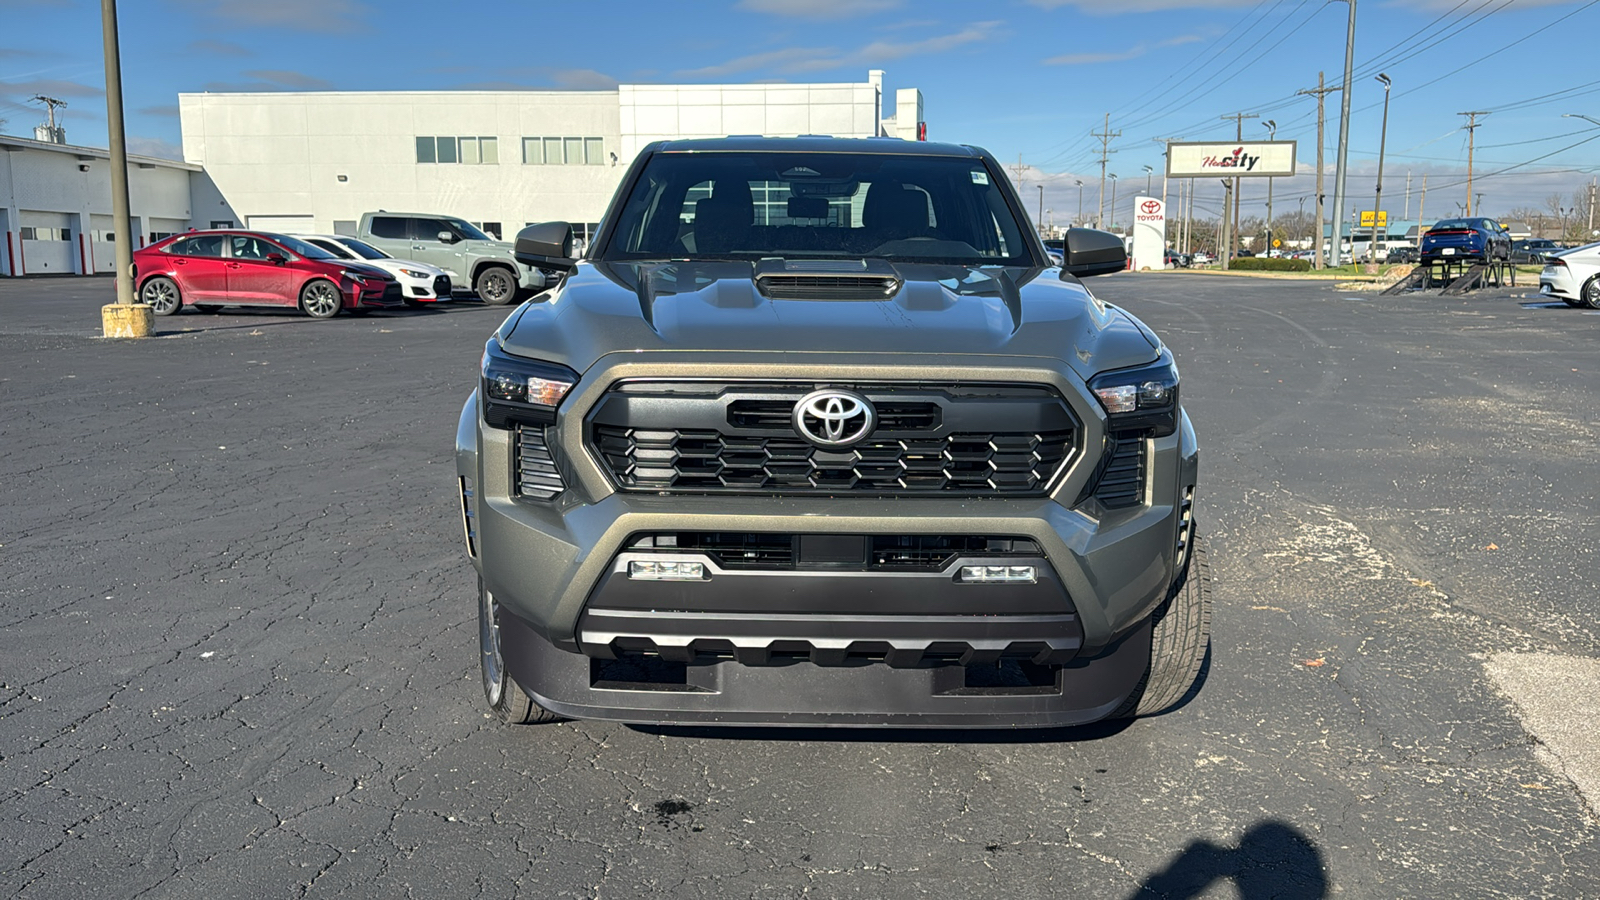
[1,71,924,276]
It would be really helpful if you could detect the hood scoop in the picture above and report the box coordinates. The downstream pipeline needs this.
[752,258,901,301]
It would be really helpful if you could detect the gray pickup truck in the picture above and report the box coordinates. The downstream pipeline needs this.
[356,212,545,304]
[458,136,1207,729]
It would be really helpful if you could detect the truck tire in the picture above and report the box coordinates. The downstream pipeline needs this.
[474,266,517,306]
[479,578,561,725]
[1110,535,1211,719]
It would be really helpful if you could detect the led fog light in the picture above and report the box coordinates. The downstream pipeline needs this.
[628,560,707,581]
[958,565,1037,584]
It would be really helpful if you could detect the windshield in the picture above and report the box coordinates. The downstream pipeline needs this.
[601,151,1035,265]
[445,218,492,241]
[272,234,338,259]
[1432,219,1474,230]
[336,238,390,260]
[307,239,354,259]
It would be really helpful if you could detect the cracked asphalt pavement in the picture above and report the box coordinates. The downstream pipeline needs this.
[1,274,1596,898]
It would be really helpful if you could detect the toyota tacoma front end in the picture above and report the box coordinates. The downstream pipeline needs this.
[456,137,1206,728]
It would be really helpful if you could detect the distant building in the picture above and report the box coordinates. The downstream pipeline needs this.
[2,70,927,277]
[178,71,923,245]
[0,133,201,277]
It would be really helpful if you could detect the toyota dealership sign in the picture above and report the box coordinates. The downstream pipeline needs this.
[1166,141,1297,178]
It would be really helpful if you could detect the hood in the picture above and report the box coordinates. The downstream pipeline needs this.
[343,262,394,280]
[371,258,445,276]
[499,260,1160,380]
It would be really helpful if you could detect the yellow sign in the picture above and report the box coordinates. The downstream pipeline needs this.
[1273,239,1282,248]
[1359,210,1388,228]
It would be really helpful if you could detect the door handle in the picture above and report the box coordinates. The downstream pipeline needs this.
[174,259,187,265]
[227,262,241,268]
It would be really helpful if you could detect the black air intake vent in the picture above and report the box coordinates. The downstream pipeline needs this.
[755,274,901,301]
[1093,432,1145,509]
[517,424,565,500]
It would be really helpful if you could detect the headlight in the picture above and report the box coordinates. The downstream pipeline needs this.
[481,338,578,428]
[1088,349,1180,437]
[400,268,430,278]
[341,269,369,284]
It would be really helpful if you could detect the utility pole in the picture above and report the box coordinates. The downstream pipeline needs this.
[1416,174,1427,250]
[1589,177,1596,233]
[1217,179,1233,264]
[1037,185,1044,237]
[1459,111,1488,215]
[1371,73,1392,262]
[98,0,146,336]
[1219,111,1258,269]
[1262,120,1277,255]
[1298,72,1336,269]
[1092,113,1120,230]
[30,94,68,141]
[1331,0,1358,268]
[1404,170,1412,221]
[1075,179,1084,225]
[1013,153,1026,193]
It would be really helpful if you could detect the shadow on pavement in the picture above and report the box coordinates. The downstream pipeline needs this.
[632,716,1136,744]
[1130,820,1329,899]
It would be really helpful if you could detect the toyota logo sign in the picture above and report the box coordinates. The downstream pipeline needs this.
[792,389,876,448]
[1140,200,1162,215]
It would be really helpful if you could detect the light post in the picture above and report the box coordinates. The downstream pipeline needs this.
[1075,179,1084,226]
[1142,165,1153,197]
[1330,0,1358,274]
[1109,174,1119,231]
[1370,73,1391,262]
[1262,119,1276,256]
[97,0,149,337]
[1037,185,1044,237]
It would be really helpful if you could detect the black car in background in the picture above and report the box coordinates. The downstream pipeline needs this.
[1386,246,1419,264]
[1510,238,1559,264]
[1420,217,1512,264]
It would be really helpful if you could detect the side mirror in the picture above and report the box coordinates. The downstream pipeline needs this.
[437,230,458,244]
[1058,227,1127,279]
[265,252,287,264]
[515,222,578,273]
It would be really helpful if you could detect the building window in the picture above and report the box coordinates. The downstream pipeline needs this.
[148,231,177,242]
[521,136,606,165]
[477,221,503,240]
[21,227,72,241]
[417,136,500,165]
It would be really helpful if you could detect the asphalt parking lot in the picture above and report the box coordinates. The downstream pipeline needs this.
[2,273,1597,898]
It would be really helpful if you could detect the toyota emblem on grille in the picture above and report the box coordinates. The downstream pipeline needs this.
[793,389,876,448]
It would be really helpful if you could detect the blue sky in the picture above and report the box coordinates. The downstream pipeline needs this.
[3,0,1598,226]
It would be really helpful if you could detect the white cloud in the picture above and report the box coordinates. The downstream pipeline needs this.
[679,21,1001,78]
[167,0,368,32]
[738,0,901,18]
[127,136,183,160]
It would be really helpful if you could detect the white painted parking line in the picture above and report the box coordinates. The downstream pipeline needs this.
[1485,652,1600,818]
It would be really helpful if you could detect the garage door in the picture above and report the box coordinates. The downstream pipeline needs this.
[20,211,74,274]
[247,215,315,235]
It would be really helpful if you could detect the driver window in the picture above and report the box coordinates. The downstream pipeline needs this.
[418,219,454,241]
[230,236,268,260]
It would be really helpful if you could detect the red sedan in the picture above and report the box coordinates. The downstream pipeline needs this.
[132,231,405,318]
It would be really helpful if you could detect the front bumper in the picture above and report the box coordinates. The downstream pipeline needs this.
[1540,268,1577,300]
[458,353,1200,726]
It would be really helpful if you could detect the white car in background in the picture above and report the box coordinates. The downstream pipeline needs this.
[1539,241,1600,309]
[290,234,457,306]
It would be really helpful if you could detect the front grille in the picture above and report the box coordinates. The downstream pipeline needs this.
[624,532,1043,571]
[588,381,1079,497]
[516,424,565,500]
[381,282,403,304]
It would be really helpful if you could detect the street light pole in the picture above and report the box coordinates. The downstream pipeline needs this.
[1142,165,1153,197]
[98,0,149,337]
[1109,174,1119,231]
[1075,179,1084,226]
[1330,0,1358,268]
[1370,73,1391,262]
[1037,185,1044,237]
[1262,119,1276,256]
